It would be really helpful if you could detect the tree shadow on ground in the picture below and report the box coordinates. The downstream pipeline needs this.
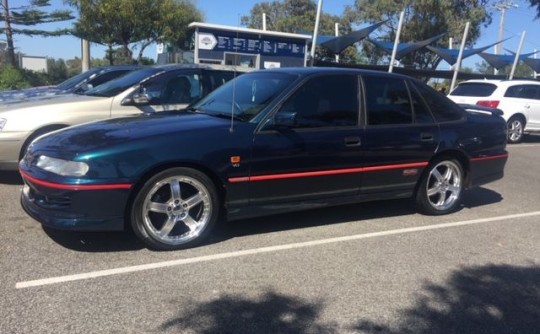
[158,264,540,333]
[159,290,338,333]
[353,263,540,334]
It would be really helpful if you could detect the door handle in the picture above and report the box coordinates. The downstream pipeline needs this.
[344,136,361,147]
[421,132,434,142]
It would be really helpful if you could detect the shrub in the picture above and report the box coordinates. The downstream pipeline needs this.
[0,65,32,90]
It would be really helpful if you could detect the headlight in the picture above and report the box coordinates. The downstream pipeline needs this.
[36,155,89,177]
[0,118,6,131]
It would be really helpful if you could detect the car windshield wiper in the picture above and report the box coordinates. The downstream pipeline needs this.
[201,111,246,122]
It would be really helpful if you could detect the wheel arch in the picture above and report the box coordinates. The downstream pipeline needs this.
[507,113,527,126]
[123,161,227,228]
[414,149,471,196]
[19,124,69,159]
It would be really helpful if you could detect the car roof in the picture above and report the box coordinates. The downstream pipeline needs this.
[458,79,540,86]
[260,66,415,80]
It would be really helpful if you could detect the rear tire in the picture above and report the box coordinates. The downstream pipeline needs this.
[507,116,524,144]
[416,159,464,215]
[130,167,219,250]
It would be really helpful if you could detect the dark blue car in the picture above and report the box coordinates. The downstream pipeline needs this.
[19,67,508,250]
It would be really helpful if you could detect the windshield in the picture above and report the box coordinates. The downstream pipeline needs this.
[191,72,297,121]
[55,68,102,91]
[84,68,163,97]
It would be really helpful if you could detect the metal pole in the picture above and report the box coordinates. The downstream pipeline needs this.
[493,1,518,75]
[535,49,538,79]
[450,22,470,92]
[509,31,525,80]
[449,37,453,70]
[389,11,405,73]
[81,39,90,72]
[335,22,339,63]
[263,13,267,31]
[309,0,323,66]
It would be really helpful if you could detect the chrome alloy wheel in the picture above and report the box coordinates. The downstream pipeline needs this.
[507,118,524,143]
[425,160,463,212]
[142,176,212,246]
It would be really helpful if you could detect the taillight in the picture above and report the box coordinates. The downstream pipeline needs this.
[476,100,500,108]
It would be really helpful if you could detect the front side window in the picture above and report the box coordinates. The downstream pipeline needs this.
[141,73,202,105]
[274,74,359,128]
[364,76,412,126]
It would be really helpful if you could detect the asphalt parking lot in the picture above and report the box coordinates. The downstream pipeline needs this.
[1,137,539,334]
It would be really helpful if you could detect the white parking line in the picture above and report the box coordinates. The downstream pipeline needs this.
[15,211,540,289]
[509,144,540,148]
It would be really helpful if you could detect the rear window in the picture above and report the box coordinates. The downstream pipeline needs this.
[450,83,497,97]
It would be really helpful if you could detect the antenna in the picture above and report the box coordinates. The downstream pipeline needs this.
[230,14,241,133]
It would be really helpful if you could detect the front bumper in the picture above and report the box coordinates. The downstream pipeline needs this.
[20,172,132,231]
[0,132,25,171]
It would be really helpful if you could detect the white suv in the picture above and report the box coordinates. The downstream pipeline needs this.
[448,79,540,143]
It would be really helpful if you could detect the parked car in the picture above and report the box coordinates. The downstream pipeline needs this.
[447,79,540,143]
[0,65,140,104]
[0,64,243,170]
[19,67,508,250]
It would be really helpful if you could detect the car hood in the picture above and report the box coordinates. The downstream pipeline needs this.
[0,94,102,111]
[0,86,58,103]
[32,112,233,156]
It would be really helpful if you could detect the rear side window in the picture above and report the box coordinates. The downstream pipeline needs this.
[413,81,465,122]
[364,76,413,125]
[505,85,540,99]
[450,83,497,97]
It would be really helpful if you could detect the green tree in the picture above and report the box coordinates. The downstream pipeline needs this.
[47,58,68,84]
[529,0,540,19]
[240,0,358,62]
[476,60,534,78]
[0,0,74,67]
[67,0,202,64]
[345,0,492,70]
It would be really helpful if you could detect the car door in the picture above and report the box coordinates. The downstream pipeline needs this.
[519,85,540,129]
[249,74,363,206]
[359,76,440,194]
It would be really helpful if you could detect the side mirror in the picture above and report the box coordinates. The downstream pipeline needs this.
[121,93,150,106]
[270,111,297,129]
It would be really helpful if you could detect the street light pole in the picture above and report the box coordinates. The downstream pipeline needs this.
[493,1,518,75]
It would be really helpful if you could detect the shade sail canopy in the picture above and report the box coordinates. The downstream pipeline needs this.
[368,34,445,60]
[426,39,508,66]
[319,20,387,54]
[523,58,540,72]
[479,51,539,70]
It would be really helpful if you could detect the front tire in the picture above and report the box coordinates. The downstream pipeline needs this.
[416,159,464,215]
[130,167,219,250]
[507,116,525,144]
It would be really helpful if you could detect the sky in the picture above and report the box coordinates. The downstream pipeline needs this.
[5,0,540,70]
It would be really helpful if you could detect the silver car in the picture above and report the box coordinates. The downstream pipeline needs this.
[0,65,139,104]
[0,64,242,170]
